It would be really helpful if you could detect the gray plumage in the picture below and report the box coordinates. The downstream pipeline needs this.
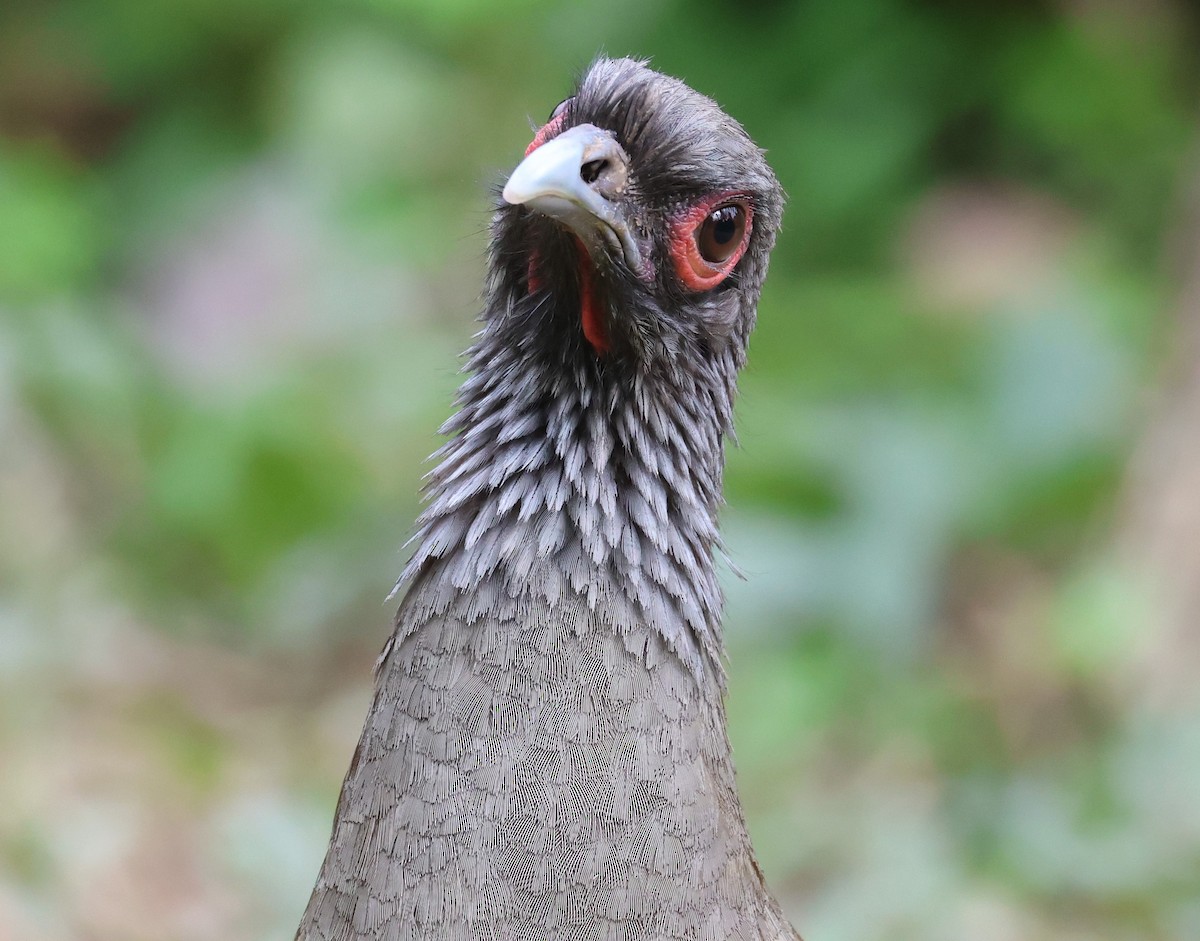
[297,58,798,941]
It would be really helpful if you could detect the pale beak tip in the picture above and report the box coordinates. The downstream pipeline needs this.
[501,180,526,206]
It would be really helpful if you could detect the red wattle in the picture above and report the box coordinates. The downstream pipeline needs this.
[524,242,607,356]
[527,249,543,294]
[575,242,608,355]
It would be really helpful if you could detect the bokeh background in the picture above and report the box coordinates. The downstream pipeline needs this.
[3,1,1200,939]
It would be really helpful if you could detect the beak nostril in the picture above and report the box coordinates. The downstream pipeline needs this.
[502,123,637,268]
[580,159,609,185]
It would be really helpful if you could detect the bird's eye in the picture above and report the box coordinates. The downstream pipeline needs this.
[548,96,574,122]
[668,197,754,292]
[697,205,747,264]
[525,97,575,156]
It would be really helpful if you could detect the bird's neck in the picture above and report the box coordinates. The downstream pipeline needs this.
[393,328,742,684]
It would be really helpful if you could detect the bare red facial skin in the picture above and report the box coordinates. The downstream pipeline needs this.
[667,193,754,292]
[522,117,611,356]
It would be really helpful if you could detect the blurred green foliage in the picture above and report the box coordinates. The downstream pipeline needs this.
[2,1,1199,940]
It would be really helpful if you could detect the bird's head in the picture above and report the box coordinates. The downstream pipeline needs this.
[493,57,783,371]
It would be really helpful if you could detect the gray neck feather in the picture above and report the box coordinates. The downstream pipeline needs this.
[391,285,741,687]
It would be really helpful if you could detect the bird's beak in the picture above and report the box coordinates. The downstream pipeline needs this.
[502,123,643,273]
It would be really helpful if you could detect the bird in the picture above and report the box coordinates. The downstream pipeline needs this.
[295,57,796,941]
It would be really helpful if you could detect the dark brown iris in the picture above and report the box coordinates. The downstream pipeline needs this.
[697,204,747,264]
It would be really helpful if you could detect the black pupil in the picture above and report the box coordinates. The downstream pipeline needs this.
[711,208,738,245]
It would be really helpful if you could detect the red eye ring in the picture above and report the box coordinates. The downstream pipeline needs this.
[668,195,754,292]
